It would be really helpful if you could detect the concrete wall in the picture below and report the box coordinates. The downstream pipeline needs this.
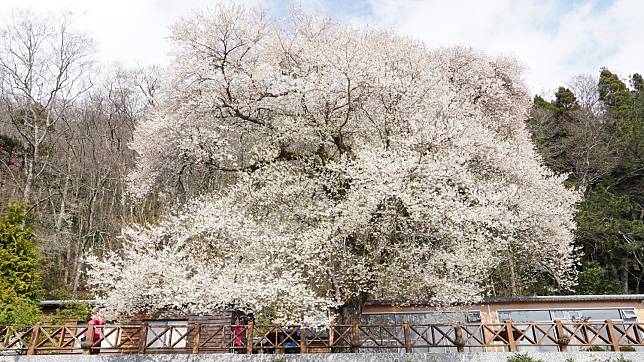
[1,353,642,362]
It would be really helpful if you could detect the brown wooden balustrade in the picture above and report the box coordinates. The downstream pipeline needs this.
[1,321,644,355]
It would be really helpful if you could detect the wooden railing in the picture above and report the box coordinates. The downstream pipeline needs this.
[2,321,643,355]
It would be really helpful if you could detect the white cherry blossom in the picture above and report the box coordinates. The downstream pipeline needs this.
[87,5,581,323]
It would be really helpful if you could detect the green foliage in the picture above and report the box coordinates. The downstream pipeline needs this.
[576,186,644,255]
[44,303,92,324]
[506,353,544,362]
[632,73,644,94]
[554,87,579,111]
[41,287,78,301]
[529,95,572,175]
[0,202,41,298]
[583,70,644,294]
[0,202,43,327]
[576,261,622,295]
[533,95,557,112]
[0,295,41,328]
[615,358,633,362]
[612,76,644,179]
[528,67,644,294]
[603,356,632,362]
[0,134,22,159]
[599,68,631,109]
[11,103,52,129]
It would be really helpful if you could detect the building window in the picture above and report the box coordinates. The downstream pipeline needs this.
[496,308,640,352]
[498,310,550,323]
[498,308,637,323]
[361,311,479,325]
[621,309,638,322]
[467,310,482,323]
[360,311,484,352]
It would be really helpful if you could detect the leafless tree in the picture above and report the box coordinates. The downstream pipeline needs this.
[567,74,605,116]
[0,10,94,204]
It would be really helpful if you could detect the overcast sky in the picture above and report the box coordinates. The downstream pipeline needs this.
[2,0,641,96]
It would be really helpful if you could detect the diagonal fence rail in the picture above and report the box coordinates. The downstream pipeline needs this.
[2,321,643,355]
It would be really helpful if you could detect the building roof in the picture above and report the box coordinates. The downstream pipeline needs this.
[367,294,644,306]
[38,299,98,307]
[482,294,644,303]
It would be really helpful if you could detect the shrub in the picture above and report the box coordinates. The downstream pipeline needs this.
[506,353,545,362]
[0,203,43,327]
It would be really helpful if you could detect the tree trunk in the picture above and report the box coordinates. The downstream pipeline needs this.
[636,271,641,294]
[508,246,518,296]
[72,245,84,297]
[55,169,71,231]
[23,134,37,204]
[332,292,368,353]
[622,256,629,294]
[335,292,368,325]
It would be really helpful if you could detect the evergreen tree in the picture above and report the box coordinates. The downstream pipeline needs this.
[554,86,579,112]
[529,68,644,294]
[598,68,631,110]
[528,87,581,179]
[632,73,644,94]
[0,203,42,327]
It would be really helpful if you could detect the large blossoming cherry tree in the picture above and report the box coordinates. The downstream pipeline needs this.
[87,6,581,324]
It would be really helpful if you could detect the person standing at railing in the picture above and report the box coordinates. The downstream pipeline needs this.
[232,317,246,353]
[85,315,105,355]
[282,326,300,354]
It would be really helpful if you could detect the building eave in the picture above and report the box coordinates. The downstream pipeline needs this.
[366,294,644,306]
[37,299,98,307]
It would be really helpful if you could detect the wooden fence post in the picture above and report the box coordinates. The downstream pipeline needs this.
[3,328,10,350]
[57,325,65,350]
[26,322,41,355]
[606,319,621,352]
[82,323,94,355]
[138,322,148,354]
[454,325,465,353]
[246,321,254,354]
[300,326,308,353]
[403,321,412,353]
[328,323,335,351]
[555,320,568,352]
[192,322,201,354]
[351,321,360,353]
[504,321,517,352]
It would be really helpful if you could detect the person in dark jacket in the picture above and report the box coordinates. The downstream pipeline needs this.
[282,326,300,354]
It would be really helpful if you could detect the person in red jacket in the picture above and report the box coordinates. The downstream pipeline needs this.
[231,317,246,353]
[85,315,105,354]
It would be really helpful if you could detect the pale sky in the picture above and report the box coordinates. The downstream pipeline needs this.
[2,0,642,96]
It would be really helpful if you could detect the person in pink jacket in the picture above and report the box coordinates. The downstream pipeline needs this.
[85,315,105,354]
[231,317,246,353]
